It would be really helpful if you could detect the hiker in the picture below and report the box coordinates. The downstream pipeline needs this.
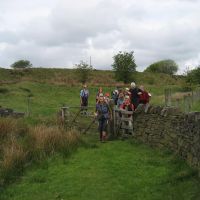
[139,85,151,105]
[124,87,131,97]
[104,92,110,104]
[96,87,103,102]
[112,88,119,105]
[95,93,111,142]
[129,82,142,110]
[80,84,89,114]
[138,85,151,112]
[117,92,124,108]
[120,95,134,131]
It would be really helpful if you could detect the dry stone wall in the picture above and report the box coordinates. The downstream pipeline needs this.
[0,107,25,117]
[132,105,200,176]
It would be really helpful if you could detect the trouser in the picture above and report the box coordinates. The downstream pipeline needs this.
[81,97,88,111]
[98,118,108,140]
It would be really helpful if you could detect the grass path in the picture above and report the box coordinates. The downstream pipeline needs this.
[1,136,200,200]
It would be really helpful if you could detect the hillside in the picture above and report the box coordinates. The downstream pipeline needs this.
[0,67,185,87]
[0,67,199,120]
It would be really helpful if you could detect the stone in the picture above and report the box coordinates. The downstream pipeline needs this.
[131,106,200,177]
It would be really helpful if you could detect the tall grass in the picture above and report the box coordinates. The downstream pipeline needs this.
[28,126,80,159]
[1,137,27,182]
[0,118,27,140]
[0,118,81,185]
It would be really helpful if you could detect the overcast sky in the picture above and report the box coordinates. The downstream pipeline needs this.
[0,0,200,73]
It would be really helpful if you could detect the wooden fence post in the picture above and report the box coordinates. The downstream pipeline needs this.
[188,94,192,112]
[113,108,116,135]
[61,107,69,126]
[184,95,190,113]
[27,96,31,117]
[175,98,180,109]
[165,88,172,106]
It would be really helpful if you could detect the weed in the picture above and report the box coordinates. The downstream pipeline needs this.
[0,137,27,183]
[0,118,80,185]
[0,118,28,140]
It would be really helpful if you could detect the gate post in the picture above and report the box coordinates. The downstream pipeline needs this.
[165,88,172,106]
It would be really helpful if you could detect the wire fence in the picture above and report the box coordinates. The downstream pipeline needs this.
[164,88,200,113]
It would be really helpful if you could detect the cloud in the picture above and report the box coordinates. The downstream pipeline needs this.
[0,0,200,73]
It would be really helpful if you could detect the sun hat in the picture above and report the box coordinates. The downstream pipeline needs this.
[99,93,104,97]
[131,82,136,88]
[125,95,130,99]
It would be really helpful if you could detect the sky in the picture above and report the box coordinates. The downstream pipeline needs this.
[0,0,200,73]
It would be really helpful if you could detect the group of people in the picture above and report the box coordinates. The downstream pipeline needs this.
[112,82,151,111]
[80,82,151,142]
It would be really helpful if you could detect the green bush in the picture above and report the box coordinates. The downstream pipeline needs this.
[10,60,32,69]
[112,51,137,83]
[145,59,178,75]
[186,66,200,85]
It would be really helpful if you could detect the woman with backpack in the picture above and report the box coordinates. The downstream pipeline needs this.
[95,93,112,142]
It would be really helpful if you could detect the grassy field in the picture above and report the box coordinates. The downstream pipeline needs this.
[1,67,199,114]
[0,81,199,123]
[0,67,194,111]
[0,68,200,199]
[1,135,200,200]
[0,81,115,124]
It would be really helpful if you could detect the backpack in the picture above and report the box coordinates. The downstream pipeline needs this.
[81,89,89,99]
[96,103,110,119]
[112,90,119,105]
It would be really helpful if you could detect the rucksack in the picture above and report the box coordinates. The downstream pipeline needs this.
[81,89,89,99]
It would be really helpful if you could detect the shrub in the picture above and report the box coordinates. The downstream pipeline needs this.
[10,60,32,69]
[74,61,93,84]
[0,120,80,185]
[0,137,27,183]
[28,126,80,159]
[186,66,200,85]
[0,118,27,140]
[145,59,178,75]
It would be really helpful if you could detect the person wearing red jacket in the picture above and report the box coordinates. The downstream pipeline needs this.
[139,85,151,104]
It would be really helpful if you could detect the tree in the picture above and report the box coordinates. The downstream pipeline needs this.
[11,60,32,69]
[145,59,178,75]
[74,61,93,84]
[186,66,200,85]
[112,51,137,83]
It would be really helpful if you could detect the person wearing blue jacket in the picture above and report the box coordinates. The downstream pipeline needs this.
[95,93,111,142]
[80,84,89,114]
